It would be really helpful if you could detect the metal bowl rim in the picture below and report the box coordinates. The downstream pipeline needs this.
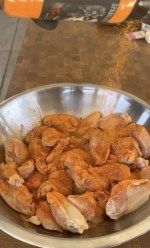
[0,83,150,110]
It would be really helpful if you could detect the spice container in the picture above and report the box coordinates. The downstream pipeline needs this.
[1,0,150,29]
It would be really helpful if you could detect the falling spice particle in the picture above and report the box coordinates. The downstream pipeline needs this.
[102,21,141,89]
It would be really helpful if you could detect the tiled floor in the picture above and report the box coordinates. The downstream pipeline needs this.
[0,11,28,100]
[7,20,150,104]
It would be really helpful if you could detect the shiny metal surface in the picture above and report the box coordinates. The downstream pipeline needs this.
[0,83,150,248]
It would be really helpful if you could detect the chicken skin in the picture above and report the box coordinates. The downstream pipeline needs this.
[90,129,110,165]
[99,113,132,131]
[36,201,63,231]
[43,114,80,133]
[68,192,103,223]
[25,171,47,192]
[0,180,35,216]
[0,162,24,186]
[4,138,29,165]
[28,139,50,174]
[42,128,66,148]
[92,163,131,184]
[46,137,70,163]
[28,138,49,161]
[18,159,35,179]
[25,125,49,144]
[106,179,150,220]
[128,123,150,159]
[76,112,101,136]
[62,148,93,165]
[37,170,73,198]
[65,157,108,193]
[112,137,142,165]
[47,191,89,233]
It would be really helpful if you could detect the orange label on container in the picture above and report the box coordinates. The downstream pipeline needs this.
[109,0,137,23]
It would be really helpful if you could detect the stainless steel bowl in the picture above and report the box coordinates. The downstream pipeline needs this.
[0,84,150,248]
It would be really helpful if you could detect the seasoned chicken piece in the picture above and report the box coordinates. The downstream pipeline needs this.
[76,112,101,136]
[62,148,93,165]
[90,129,110,166]
[67,136,82,150]
[46,137,70,163]
[0,180,35,216]
[47,159,65,174]
[25,171,47,191]
[133,166,150,180]
[36,201,63,232]
[38,170,73,198]
[47,191,89,233]
[18,159,35,179]
[135,157,149,169]
[0,162,24,186]
[68,192,103,223]
[49,169,71,180]
[112,137,142,165]
[106,179,150,220]
[65,157,108,193]
[99,113,132,131]
[128,123,150,159]
[105,126,130,144]
[108,154,118,163]
[139,167,150,179]
[92,163,131,184]
[42,128,66,148]
[4,138,29,165]
[35,158,49,175]
[94,190,110,211]
[28,138,49,161]
[43,114,80,133]
[25,125,49,144]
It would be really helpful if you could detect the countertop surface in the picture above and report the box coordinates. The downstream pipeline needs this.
[1,20,150,247]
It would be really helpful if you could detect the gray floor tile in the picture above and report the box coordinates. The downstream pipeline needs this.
[12,19,28,52]
[0,50,25,100]
[0,50,10,88]
[0,16,18,51]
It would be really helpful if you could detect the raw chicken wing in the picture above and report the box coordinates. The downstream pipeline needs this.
[25,125,49,144]
[99,113,132,131]
[65,157,108,193]
[90,129,110,165]
[28,138,49,161]
[106,179,150,220]
[47,191,89,233]
[43,114,80,133]
[4,138,29,165]
[0,162,24,186]
[76,112,101,136]
[42,128,65,147]
[38,170,73,198]
[68,192,103,223]
[62,148,93,164]
[92,163,131,184]
[46,137,70,163]
[25,171,47,191]
[94,190,110,210]
[128,123,150,159]
[112,137,142,165]
[18,159,35,179]
[36,201,62,231]
[0,180,35,215]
